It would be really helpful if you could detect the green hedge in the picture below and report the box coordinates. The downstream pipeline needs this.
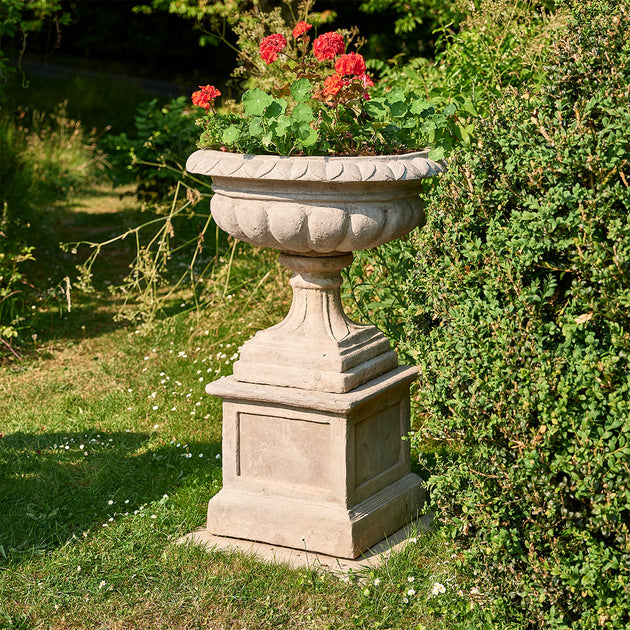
[407,1,630,627]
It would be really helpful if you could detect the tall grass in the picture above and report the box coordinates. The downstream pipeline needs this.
[0,104,107,354]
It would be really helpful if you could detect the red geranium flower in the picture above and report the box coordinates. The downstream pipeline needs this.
[292,20,312,38]
[191,85,221,112]
[335,52,366,77]
[260,33,287,64]
[312,32,345,61]
[322,73,348,97]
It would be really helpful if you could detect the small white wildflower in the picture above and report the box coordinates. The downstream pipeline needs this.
[407,576,415,583]
[99,580,106,589]
[407,588,416,596]
[151,514,157,519]
[199,453,203,458]
[154,424,159,429]
[77,565,81,572]
[431,582,446,595]
[215,454,221,459]
[402,597,408,604]
[162,494,168,499]
[108,500,113,505]
[470,587,480,595]
[373,578,381,586]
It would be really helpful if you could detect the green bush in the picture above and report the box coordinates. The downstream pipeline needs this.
[406,1,630,627]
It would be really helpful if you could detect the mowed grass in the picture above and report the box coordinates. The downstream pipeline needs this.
[0,188,481,630]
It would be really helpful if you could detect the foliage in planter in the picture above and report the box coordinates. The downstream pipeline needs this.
[404,1,630,627]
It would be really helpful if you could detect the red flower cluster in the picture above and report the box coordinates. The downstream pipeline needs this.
[322,73,347,97]
[312,32,345,61]
[292,20,312,38]
[259,33,287,64]
[334,52,366,77]
[191,85,221,112]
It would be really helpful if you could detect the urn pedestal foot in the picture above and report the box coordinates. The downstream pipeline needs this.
[204,367,425,559]
[232,253,398,394]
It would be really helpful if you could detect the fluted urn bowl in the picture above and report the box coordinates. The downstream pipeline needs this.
[185,149,443,256]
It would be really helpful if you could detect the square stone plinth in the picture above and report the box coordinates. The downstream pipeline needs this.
[203,366,425,559]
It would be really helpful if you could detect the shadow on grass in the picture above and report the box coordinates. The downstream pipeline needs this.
[0,429,221,566]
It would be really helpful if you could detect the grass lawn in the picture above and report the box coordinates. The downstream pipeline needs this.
[0,185,479,629]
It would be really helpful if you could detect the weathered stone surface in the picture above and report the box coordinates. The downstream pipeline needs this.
[232,253,397,393]
[204,368,424,559]
[185,150,440,560]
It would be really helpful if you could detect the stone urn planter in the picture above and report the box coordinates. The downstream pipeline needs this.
[186,149,442,559]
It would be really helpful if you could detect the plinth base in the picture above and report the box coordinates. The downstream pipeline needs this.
[205,367,425,559]
[178,515,433,575]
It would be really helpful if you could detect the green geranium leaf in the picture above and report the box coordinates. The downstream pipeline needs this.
[248,118,264,137]
[290,78,312,103]
[443,103,457,117]
[272,116,291,137]
[291,103,314,123]
[385,87,406,104]
[265,98,287,118]
[242,88,274,116]
[364,98,389,120]
[291,119,313,141]
[428,146,445,161]
[410,100,434,116]
[222,125,241,144]
[390,101,408,118]
[300,128,319,147]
